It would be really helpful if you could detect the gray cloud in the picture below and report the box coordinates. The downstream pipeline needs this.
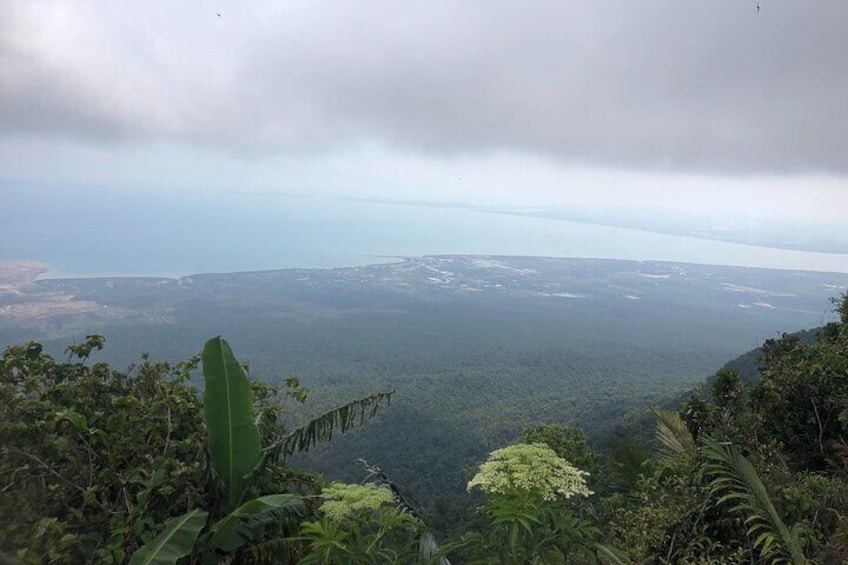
[2,0,847,174]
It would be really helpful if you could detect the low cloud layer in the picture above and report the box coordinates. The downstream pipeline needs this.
[3,0,847,174]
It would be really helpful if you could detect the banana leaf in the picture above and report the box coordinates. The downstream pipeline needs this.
[204,494,305,553]
[202,336,261,510]
[129,509,208,565]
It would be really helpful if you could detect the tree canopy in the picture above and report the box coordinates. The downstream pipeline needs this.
[2,294,848,563]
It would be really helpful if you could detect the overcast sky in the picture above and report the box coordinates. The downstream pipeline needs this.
[2,0,847,223]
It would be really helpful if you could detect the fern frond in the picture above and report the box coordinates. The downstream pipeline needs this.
[651,408,695,459]
[701,438,807,564]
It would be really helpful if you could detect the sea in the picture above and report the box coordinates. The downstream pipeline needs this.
[3,183,848,278]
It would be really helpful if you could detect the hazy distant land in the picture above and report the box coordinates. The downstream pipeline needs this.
[3,255,847,345]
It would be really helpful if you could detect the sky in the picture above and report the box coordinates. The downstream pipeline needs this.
[2,0,847,235]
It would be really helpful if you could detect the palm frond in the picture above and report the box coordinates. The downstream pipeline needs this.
[701,438,807,564]
[651,408,695,459]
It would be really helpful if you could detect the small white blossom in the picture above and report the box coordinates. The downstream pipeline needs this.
[467,443,593,501]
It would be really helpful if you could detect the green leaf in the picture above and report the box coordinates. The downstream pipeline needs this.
[651,408,695,459]
[202,337,262,510]
[262,390,393,461]
[593,543,631,565]
[702,438,807,564]
[204,494,305,553]
[129,509,208,565]
[508,523,518,550]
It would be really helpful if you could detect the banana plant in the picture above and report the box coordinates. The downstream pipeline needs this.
[129,336,393,564]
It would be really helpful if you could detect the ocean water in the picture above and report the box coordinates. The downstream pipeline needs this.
[3,183,848,278]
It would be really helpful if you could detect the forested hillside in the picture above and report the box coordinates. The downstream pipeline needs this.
[3,295,847,563]
[2,256,846,538]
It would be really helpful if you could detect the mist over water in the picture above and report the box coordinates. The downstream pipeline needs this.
[4,184,848,278]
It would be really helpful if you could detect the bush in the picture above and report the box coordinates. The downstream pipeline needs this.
[0,336,209,564]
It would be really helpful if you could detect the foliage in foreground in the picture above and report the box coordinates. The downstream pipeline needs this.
[3,293,848,564]
[0,335,392,563]
[0,337,208,563]
[604,294,848,564]
[299,481,426,563]
[461,443,622,564]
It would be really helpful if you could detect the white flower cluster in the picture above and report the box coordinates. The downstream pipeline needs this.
[318,482,396,521]
[467,443,593,501]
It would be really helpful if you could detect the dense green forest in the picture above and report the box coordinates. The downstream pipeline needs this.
[7,255,844,535]
[2,294,847,563]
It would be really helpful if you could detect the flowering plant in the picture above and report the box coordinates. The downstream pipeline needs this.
[467,443,593,501]
[317,482,396,521]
